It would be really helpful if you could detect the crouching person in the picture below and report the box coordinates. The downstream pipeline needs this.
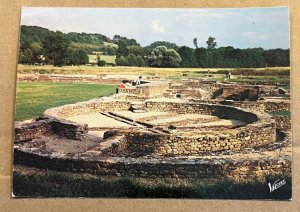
[116,80,126,94]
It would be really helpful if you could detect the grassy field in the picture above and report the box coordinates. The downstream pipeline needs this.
[88,54,117,64]
[71,41,118,49]
[13,167,291,199]
[18,65,290,85]
[15,82,116,121]
[103,41,118,48]
[18,65,290,77]
[70,42,100,49]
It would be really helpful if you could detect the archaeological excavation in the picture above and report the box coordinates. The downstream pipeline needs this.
[13,78,291,181]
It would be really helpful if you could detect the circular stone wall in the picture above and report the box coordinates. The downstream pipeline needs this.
[14,96,286,180]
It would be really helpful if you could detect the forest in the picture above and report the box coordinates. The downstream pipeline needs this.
[19,25,290,68]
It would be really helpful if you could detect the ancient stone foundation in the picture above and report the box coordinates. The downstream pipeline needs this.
[14,79,291,180]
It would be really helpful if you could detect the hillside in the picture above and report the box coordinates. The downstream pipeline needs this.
[20,25,118,54]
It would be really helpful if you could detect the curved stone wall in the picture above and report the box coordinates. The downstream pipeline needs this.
[44,99,131,119]
[14,146,291,180]
[40,97,276,154]
[14,94,287,180]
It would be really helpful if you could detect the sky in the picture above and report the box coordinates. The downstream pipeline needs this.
[21,7,290,49]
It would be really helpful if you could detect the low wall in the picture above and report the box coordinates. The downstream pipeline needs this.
[104,120,275,156]
[15,119,52,142]
[13,149,291,180]
[220,100,290,115]
[118,82,169,98]
[163,89,203,99]
[145,100,258,123]
[264,101,290,112]
[220,86,259,101]
[44,99,131,118]
[51,120,88,140]
[273,116,291,131]
[220,100,266,112]
[15,117,88,142]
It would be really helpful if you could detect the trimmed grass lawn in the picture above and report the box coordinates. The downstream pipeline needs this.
[16,82,116,121]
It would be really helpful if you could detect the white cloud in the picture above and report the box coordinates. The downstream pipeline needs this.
[151,20,165,34]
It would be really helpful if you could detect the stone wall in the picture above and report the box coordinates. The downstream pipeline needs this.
[13,149,291,180]
[264,100,290,112]
[15,119,52,142]
[51,120,88,140]
[163,89,203,99]
[44,99,131,118]
[118,82,169,98]
[220,99,290,116]
[105,121,275,156]
[220,100,266,112]
[15,117,88,142]
[145,100,258,123]
[272,116,291,131]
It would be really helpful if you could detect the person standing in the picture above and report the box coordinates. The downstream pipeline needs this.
[132,76,142,86]
[228,72,231,79]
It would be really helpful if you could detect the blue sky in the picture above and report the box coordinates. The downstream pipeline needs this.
[21,7,290,49]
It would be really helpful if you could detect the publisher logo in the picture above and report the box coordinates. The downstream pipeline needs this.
[268,179,286,193]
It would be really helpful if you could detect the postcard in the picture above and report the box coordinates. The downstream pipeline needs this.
[13,7,291,199]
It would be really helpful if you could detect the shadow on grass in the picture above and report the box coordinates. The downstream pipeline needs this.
[13,171,291,200]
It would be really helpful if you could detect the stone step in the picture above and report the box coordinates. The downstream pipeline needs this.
[130,103,146,111]
[132,109,147,113]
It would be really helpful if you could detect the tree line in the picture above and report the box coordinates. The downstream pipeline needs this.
[19,25,290,68]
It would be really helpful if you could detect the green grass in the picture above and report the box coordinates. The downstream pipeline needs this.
[15,82,116,121]
[103,41,118,48]
[88,54,117,64]
[229,76,290,84]
[268,111,291,117]
[18,64,289,77]
[70,41,118,49]
[70,42,100,49]
[217,68,290,76]
[13,170,291,199]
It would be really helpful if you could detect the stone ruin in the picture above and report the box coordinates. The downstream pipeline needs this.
[14,79,291,181]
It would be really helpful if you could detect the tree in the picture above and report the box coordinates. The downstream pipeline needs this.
[127,54,139,66]
[147,46,182,67]
[116,40,129,58]
[42,33,70,66]
[263,49,290,67]
[206,36,217,50]
[127,45,144,56]
[178,46,198,67]
[106,46,117,55]
[95,54,106,66]
[205,36,217,67]
[116,55,128,66]
[78,49,89,65]
[193,38,198,49]
[136,55,146,67]
[148,41,178,51]
[194,47,208,67]
[113,35,139,46]
[19,41,44,64]
[20,48,33,64]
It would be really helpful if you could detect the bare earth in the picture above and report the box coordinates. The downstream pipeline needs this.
[66,113,132,128]
[66,111,244,128]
